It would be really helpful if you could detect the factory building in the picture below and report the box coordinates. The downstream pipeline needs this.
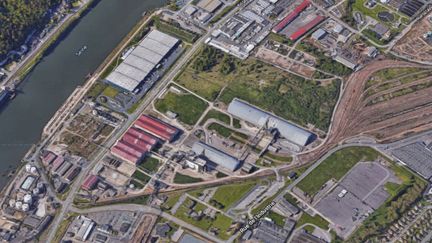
[192,142,240,171]
[227,98,314,146]
[289,15,325,41]
[272,0,310,33]
[111,126,159,165]
[81,175,99,191]
[134,115,180,142]
[106,30,179,92]
[196,0,223,13]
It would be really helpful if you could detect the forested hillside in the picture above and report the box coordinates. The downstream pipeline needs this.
[0,0,61,60]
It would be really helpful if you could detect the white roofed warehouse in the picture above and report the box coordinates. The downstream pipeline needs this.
[105,30,180,92]
[192,142,240,172]
[227,98,315,146]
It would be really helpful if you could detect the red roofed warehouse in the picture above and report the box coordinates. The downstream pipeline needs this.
[110,125,161,165]
[289,15,325,41]
[81,175,99,191]
[272,0,310,33]
[134,115,180,142]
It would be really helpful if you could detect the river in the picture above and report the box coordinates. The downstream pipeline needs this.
[0,0,166,188]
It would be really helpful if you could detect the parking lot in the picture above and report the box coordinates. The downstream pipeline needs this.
[315,162,400,239]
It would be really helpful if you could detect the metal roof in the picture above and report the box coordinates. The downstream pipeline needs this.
[227,98,314,146]
[192,142,240,171]
[106,30,179,92]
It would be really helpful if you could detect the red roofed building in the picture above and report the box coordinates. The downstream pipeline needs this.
[41,151,57,166]
[134,115,179,142]
[51,155,65,172]
[81,175,99,191]
[272,0,310,33]
[126,127,159,145]
[289,15,325,41]
[111,146,140,164]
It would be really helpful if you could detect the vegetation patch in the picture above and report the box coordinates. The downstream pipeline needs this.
[176,46,340,130]
[138,157,160,174]
[210,182,256,210]
[268,211,285,227]
[296,212,329,230]
[153,16,198,43]
[101,85,119,98]
[155,91,208,126]
[200,109,230,126]
[208,123,249,141]
[173,172,203,184]
[296,147,381,196]
[132,170,151,184]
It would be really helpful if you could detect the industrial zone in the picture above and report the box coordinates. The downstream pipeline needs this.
[1,0,432,242]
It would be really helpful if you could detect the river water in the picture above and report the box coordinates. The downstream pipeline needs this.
[0,0,166,188]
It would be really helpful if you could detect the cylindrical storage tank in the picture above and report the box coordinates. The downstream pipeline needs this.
[22,204,29,212]
[30,167,37,174]
[15,201,22,210]
[32,188,40,195]
[23,194,32,204]
[25,164,31,172]
[37,182,44,189]
[9,199,15,208]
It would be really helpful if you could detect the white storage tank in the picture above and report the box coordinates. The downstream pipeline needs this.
[30,166,38,174]
[22,204,29,212]
[23,194,32,204]
[25,164,31,173]
[32,188,40,195]
[15,201,22,210]
[8,199,15,208]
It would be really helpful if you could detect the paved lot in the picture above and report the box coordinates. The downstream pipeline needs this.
[315,162,397,239]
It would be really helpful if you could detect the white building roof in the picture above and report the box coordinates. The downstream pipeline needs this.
[106,30,179,92]
[192,142,240,171]
[227,98,314,146]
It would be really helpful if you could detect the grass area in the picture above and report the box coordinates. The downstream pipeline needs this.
[138,157,160,174]
[86,81,107,98]
[200,109,230,126]
[296,147,381,196]
[365,67,425,88]
[130,179,145,189]
[267,32,294,46]
[173,172,203,184]
[162,192,182,211]
[176,46,340,130]
[132,170,151,184]
[207,123,249,141]
[268,211,285,227]
[101,85,119,98]
[297,212,329,230]
[351,0,406,30]
[154,90,208,126]
[303,225,315,233]
[216,171,228,178]
[233,118,241,128]
[211,182,256,210]
[174,198,233,240]
[52,213,79,243]
[153,16,198,43]
[263,151,293,163]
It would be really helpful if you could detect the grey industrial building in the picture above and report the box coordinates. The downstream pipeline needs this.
[392,142,432,180]
[106,30,179,92]
[192,142,240,171]
[252,220,291,243]
[227,98,315,146]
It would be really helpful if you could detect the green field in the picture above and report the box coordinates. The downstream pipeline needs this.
[154,91,208,126]
[173,173,203,184]
[132,170,151,184]
[211,182,257,210]
[268,211,285,227]
[208,123,249,141]
[200,109,230,126]
[101,85,119,98]
[296,212,329,230]
[153,16,198,43]
[176,46,340,130]
[296,147,381,196]
[138,157,160,174]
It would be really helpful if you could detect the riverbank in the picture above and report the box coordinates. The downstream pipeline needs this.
[4,0,98,87]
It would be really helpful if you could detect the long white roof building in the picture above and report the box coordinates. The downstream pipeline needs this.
[106,30,179,92]
[227,98,314,146]
[192,142,240,171]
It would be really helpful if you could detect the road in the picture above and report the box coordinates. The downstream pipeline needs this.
[44,3,243,242]
[70,204,225,243]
